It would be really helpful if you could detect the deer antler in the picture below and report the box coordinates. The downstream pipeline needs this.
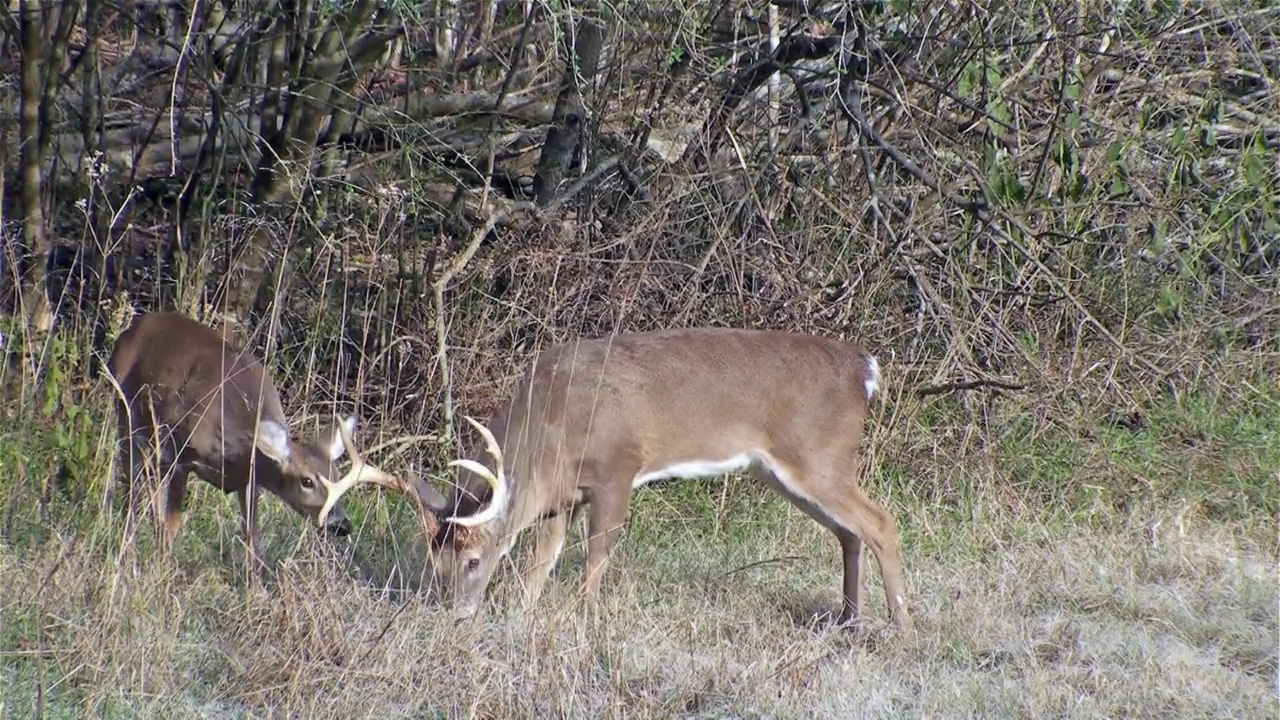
[317,420,406,526]
[445,415,509,527]
[317,415,508,530]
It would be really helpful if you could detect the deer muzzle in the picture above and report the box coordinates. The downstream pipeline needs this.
[320,504,353,537]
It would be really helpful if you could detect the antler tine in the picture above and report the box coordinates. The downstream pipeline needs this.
[340,417,366,467]
[444,415,509,528]
[466,415,504,469]
[318,420,404,526]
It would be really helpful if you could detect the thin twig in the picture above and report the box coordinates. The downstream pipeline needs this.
[547,155,622,216]
[1232,304,1280,330]
[835,73,987,214]
[717,554,808,580]
[916,378,1026,398]
[432,201,539,443]
[357,596,414,664]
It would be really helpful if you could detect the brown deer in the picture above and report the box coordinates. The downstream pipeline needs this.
[324,327,913,631]
[105,311,405,568]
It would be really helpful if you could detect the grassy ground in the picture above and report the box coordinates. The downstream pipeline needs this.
[0,336,1275,719]
[2,0,1276,715]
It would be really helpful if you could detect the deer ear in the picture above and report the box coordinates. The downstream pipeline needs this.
[326,415,357,461]
[411,476,449,513]
[256,420,292,464]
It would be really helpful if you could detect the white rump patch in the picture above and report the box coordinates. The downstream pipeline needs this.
[864,355,881,400]
[632,453,755,489]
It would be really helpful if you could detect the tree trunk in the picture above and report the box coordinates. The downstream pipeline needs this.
[17,0,50,331]
[532,0,605,206]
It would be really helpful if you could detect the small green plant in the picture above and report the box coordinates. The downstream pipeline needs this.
[31,331,103,508]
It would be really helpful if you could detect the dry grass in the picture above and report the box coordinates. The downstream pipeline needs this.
[1,358,1275,718]
[0,497,1273,718]
[2,317,1275,719]
[2,1,1277,716]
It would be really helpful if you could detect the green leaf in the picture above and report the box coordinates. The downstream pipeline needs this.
[1054,137,1075,171]
[1150,219,1168,252]
[1200,125,1217,150]
[1108,174,1129,197]
[958,63,978,97]
[1241,152,1264,189]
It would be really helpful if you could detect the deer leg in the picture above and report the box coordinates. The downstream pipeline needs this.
[117,439,146,537]
[838,531,866,628]
[162,470,188,552]
[852,489,911,631]
[105,436,124,516]
[522,508,575,605]
[150,447,181,549]
[819,485,911,632]
[755,461,912,632]
[582,488,629,600]
[106,405,134,516]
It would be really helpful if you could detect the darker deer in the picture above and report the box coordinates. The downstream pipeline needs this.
[106,311,396,567]
[325,327,912,632]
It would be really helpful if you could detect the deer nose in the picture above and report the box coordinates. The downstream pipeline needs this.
[449,601,480,620]
[321,509,352,538]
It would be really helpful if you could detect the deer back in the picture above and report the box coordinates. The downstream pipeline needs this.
[108,311,288,476]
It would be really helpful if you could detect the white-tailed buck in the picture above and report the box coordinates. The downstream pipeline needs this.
[325,327,912,631]
[106,311,404,568]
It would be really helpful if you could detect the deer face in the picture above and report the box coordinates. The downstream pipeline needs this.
[256,416,356,537]
[311,414,509,614]
[431,523,497,616]
[423,416,511,615]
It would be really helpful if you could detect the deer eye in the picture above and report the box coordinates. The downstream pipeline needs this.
[466,558,481,572]
[300,476,316,490]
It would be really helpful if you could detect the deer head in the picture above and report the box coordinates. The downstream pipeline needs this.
[320,415,508,613]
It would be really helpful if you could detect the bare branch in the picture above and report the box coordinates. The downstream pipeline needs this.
[432,201,541,443]
[915,379,1027,398]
